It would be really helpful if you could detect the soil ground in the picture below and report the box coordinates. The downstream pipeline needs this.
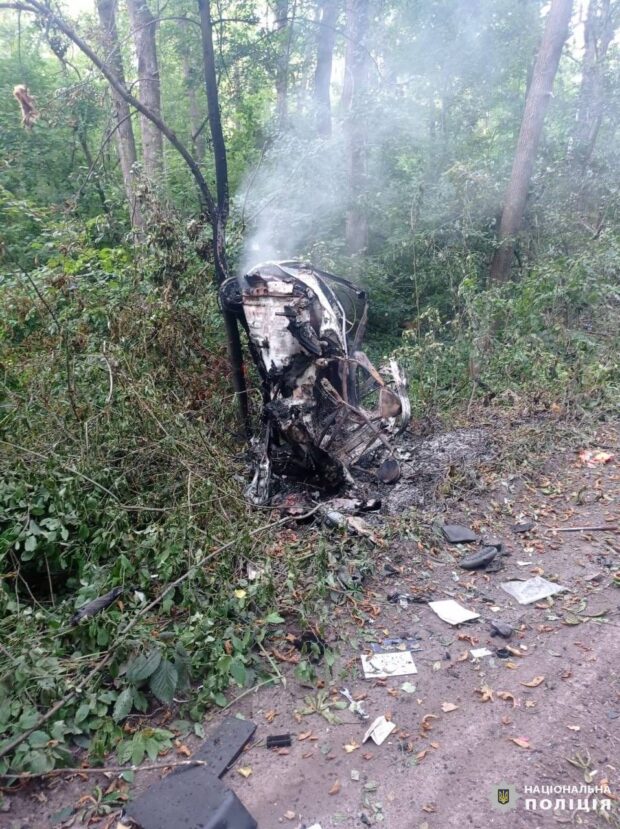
[4,415,620,829]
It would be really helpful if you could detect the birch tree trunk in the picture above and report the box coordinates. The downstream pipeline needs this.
[126,0,164,181]
[572,0,616,166]
[96,0,144,229]
[343,0,369,255]
[314,0,338,137]
[490,0,573,283]
[179,19,205,165]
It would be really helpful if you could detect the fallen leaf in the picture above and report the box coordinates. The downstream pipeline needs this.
[176,744,191,757]
[458,633,478,646]
[344,741,360,753]
[504,661,518,669]
[237,766,252,778]
[422,802,437,813]
[362,752,373,760]
[497,691,518,707]
[509,737,530,749]
[277,748,289,755]
[441,702,459,713]
[521,676,544,688]
[284,810,296,820]
[416,749,428,761]
[475,685,494,702]
[457,650,470,662]
[302,751,314,759]
[501,715,512,725]
[298,731,312,741]
[525,700,536,708]
[328,780,341,795]
[579,449,615,467]
[430,741,440,749]
[264,709,277,723]
[421,714,438,732]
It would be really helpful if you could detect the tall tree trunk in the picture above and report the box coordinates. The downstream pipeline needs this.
[490,0,573,283]
[96,0,144,229]
[314,0,338,137]
[572,0,615,166]
[126,0,164,181]
[274,0,289,129]
[197,0,248,431]
[179,19,205,164]
[343,0,369,255]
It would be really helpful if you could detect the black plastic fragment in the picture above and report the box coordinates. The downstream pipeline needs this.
[442,524,478,544]
[124,768,256,829]
[292,630,327,663]
[266,733,292,748]
[496,647,511,659]
[512,521,535,534]
[489,621,514,639]
[123,717,257,829]
[70,587,123,625]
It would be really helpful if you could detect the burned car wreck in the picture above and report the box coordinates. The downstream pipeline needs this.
[220,261,410,504]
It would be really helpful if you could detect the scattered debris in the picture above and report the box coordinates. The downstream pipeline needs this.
[70,587,123,625]
[489,620,514,638]
[340,688,369,721]
[511,520,535,534]
[266,734,292,749]
[578,449,615,467]
[361,651,417,679]
[428,599,480,625]
[123,717,257,829]
[442,524,478,544]
[371,636,421,653]
[377,457,401,484]
[501,576,566,605]
[363,716,396,745]
[459,546,501,570]
[470,648,493,659]
[221,261,410,505]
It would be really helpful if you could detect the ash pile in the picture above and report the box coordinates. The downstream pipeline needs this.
[220,261,411,507]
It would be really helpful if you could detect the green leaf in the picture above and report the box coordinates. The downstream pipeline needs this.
[113,688,134,723]
[264,612,285,624]
[24,535,37,552]
[131,733,146,766]
[149,660,178,704]
[26,750,53,774]
[28,730,50,748]
[74,703,90,725]
[126,649,162,684]
[230,659,246,687]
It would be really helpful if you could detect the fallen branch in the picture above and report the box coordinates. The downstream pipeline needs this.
[1,758,208,781]
[553,525,618,533]
[0,505,319,763]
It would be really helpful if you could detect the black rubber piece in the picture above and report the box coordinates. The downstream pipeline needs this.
[266,733,292,748]
[460,546,499,570]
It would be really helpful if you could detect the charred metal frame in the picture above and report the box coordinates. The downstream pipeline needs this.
[220,261,410,503]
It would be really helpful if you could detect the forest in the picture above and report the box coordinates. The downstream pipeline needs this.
[0,0,619,826]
